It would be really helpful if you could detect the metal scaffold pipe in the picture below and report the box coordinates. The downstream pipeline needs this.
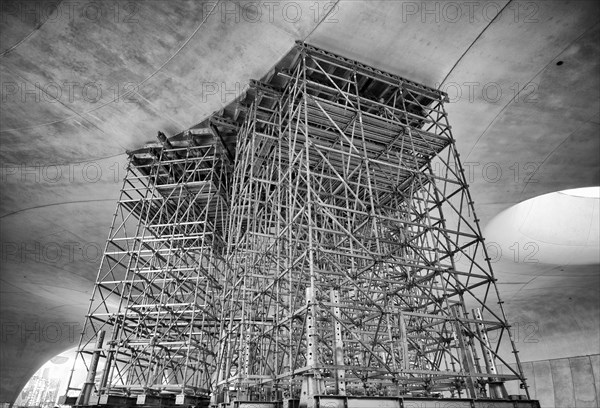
[76,330,105,406]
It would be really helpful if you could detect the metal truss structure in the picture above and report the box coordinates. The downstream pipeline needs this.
[63,130,232,407]
[64,43,538,408]
[213,43,531,406]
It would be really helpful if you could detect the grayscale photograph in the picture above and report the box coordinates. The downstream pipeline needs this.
[0,1,598,408]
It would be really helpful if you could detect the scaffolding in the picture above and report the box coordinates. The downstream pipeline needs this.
[214,43,531,405]
[63,129,231,407]
[64,43,538,408]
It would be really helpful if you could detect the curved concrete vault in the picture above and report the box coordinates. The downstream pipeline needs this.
[0,0,598,404]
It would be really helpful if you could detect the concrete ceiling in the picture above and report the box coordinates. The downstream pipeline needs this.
[1,0,599,403]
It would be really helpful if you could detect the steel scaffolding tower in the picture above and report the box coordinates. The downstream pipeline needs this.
[63,130,231,407]
[64,43,538,408]
[213,43,531,405]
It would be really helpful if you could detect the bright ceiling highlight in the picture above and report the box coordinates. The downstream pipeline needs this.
[484,187,600,266]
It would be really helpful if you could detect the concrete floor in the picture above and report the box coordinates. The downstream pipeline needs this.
[0,0,599,403]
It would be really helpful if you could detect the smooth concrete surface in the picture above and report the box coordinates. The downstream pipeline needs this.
[499,354,600,407]
[1,0,599,402]
[485,190,600,265]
